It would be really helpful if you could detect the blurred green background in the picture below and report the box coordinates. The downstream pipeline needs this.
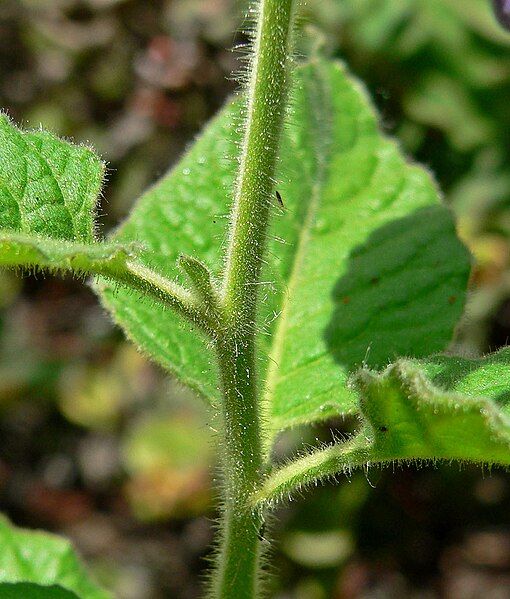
[1,1,510,597]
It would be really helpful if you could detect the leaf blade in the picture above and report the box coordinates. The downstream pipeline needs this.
[254,353,510,508]
[263,60,470,434]
[0,113,104,242]
[99,103,240,402]
[0,516,111,599]
[355,358,510,464]
[98,58,470,420]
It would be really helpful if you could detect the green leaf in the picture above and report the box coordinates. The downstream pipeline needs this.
[0,113,104,242]
[0,583,78,599]
[0,232,137,274]
[0,114,135,281]
[99,102,240,401]
[0,516,111,599]
[99,58,470,426]
[255,352,510,507]
[416,347,510,404]
[264,59,469,434]
[355,359,510,464]
[0,113,201,323]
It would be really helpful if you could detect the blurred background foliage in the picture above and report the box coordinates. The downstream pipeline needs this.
[0,0,510,597]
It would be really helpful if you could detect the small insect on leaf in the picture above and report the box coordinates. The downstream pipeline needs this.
[275,190,284,208]
[492,0,510,30]
[257,522,267,543]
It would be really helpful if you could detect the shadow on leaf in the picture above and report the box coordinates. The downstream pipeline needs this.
[324,205,471,373]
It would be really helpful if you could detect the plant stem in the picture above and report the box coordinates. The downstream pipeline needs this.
[0,234,218,334]
[222,0,295,325]
[213,0,296,596]
[213,338,265,598]
[250,434,372,510]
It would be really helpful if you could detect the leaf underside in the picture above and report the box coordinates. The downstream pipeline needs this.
[260,353,510,506]
[0,516,111,599]
[0,113,143,282]
[356,356,510,465]
[262,60,470,434]
[99,58,471,436]
[0,113,103,243]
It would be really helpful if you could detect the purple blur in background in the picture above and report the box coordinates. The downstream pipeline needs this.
[493,0,510,28]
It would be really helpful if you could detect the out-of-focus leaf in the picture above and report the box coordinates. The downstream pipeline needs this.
[0,516,111,599]
[282,530,353,569]
[306,0,510,153]
[122,413,212,519]
[0,583,78,598]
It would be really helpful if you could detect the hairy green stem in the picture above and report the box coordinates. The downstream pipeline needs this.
[222,0,295,323]
[115,259,219,333]
[251,422,510,510]
[0,234,217,335]
[251,434,372,510]
[213,0,296,596]
[213,338,265,598]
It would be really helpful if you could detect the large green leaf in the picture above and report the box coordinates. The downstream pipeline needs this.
[257,353,510,506]
[100,58,470,431]
[0,113,103,242]
[264,60,470,433]
[0,113,136,278]
[99,102,238,400]
[355,358,510,464]
[0,516,111,599]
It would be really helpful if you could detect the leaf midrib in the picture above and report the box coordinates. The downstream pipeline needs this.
[262,61,334,436]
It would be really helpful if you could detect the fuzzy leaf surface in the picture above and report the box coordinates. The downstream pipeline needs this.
[257,355,510,507]
[0,113,103,242]
[99,58,470,423]
[0,114,137,278]
[355,359,510,464]
[0,516,111,599]
[262,60,470,434]
[0,117,195,313]
[99,103,239,400]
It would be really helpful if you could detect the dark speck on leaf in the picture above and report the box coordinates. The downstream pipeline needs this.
[342,296,351,305]
[493,0,510,30]
[258,522,266,542]
[370,276,379,285]
[448,295,457,305]
[275,190,284,208]
[379,426,388,433]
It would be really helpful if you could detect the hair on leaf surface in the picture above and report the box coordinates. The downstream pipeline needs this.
[2,0,510,596]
